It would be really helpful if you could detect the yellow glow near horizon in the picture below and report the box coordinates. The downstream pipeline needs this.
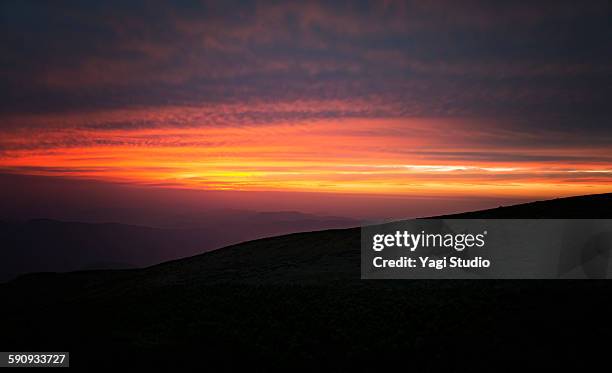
[0,116,611,199]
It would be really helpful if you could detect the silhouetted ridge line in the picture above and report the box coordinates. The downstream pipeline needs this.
[435,193,612,219]
[1,193,612,367]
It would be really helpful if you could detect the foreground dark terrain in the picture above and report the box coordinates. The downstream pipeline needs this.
[1,193,611,368]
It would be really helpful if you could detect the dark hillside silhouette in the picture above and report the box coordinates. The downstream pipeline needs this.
[1,193,611,368]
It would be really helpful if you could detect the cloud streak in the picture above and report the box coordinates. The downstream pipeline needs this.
[0,1,611,198]
[0,118,610,198]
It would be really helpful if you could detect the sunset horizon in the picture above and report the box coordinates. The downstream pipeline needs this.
[2,0,611,213]
[2,114,610,200]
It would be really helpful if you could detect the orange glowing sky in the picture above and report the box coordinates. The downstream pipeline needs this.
[1,1,611,202]
[1,106,610,199]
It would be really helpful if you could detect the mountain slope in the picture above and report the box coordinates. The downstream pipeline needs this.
[0,212,357,281]
[119,192,612,285]
[1,193,611,368]
[438,192,612,218]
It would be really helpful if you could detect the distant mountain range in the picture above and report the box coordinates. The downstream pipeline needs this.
[1,193,611,368]
[0,211,357,281]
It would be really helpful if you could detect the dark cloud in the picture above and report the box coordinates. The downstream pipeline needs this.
[0,0,611,135]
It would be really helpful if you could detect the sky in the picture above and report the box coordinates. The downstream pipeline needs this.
[1,0,612,218]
